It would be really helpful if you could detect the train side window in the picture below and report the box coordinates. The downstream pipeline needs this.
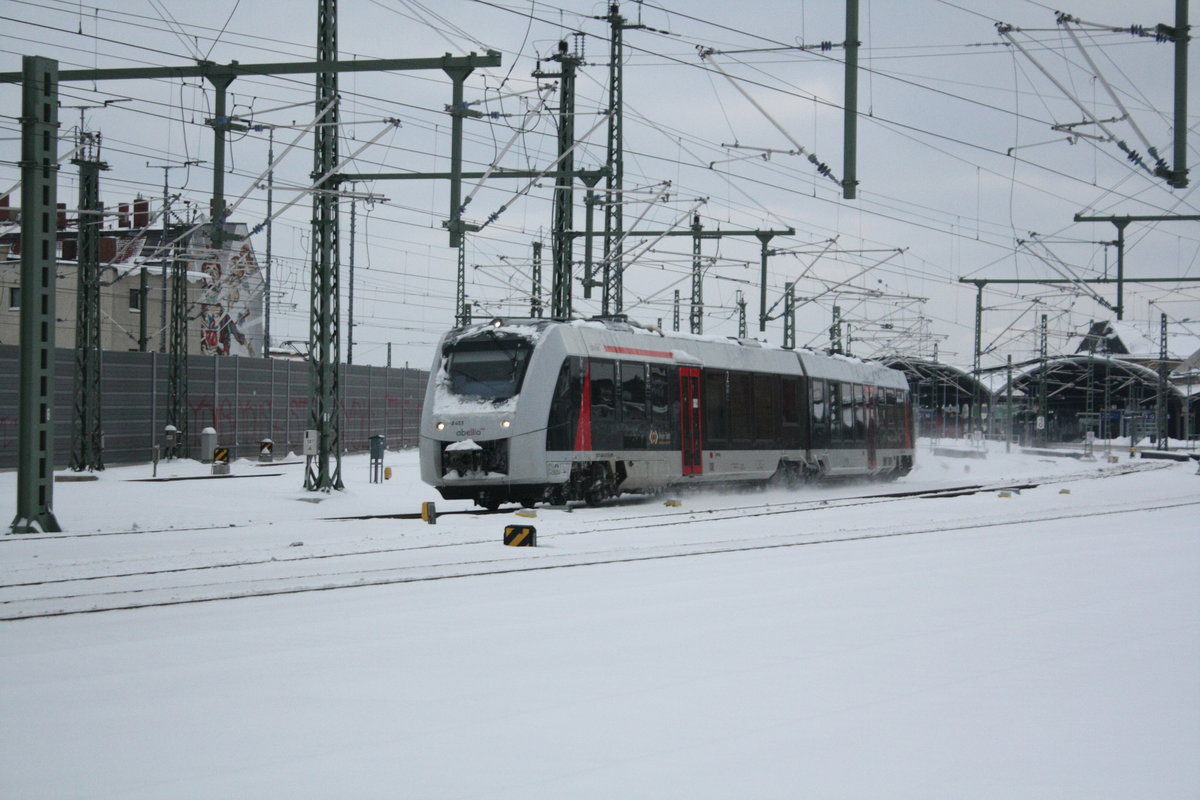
[590,359,619,450]
[826,381,843,443]
[812,379,826,423]
[546,360,576,451]
[620,361,647,422]
[649,364,670,432]
[754,373,777,444]
[730,372,754,443]
[841,383,856,442]
[811,379,828,449]
[781,376,804,449]
[853,384,866,441]
[703,369,728,445]
[590,359,616,420]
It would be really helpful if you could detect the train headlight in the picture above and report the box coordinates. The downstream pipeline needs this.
[435,421,445,431]
[501,419,511,428]
[491,317,503,328]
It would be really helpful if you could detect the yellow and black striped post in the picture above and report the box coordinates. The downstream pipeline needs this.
[503,524,537,547]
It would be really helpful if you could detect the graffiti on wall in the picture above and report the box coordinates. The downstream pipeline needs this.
[186,223,264,357]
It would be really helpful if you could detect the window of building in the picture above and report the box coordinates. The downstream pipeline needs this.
[8,287,19,309]
[129,288,142,312]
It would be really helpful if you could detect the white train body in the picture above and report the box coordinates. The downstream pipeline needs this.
[420,317,914,509]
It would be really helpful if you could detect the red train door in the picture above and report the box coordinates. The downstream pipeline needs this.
[680,367,703,475]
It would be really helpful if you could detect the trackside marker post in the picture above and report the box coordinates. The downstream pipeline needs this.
[504,524,536,546]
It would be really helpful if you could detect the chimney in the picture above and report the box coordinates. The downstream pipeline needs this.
[133,197,149,229]
[119,203,130,228]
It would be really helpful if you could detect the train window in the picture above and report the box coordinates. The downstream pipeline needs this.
[811,379,829,449]
[546,358,582,451]
[590,360,616,419]
[754,373,776,443]
[781,377,800,426]
[445,339,532,401]
[703,369,728,445]
[841,383,856,441]
[620,362,647,422]
[780,376,805,449]
[854,384,866,441]
[589,359,619,450]
[730,372,754,442]
[649,364,670,430]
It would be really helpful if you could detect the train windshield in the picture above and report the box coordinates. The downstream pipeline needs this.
[444,337,532,401]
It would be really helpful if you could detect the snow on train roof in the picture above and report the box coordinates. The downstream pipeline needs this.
[443,317,908,389]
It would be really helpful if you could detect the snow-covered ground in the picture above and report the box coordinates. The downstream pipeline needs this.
[2,442,1197,799]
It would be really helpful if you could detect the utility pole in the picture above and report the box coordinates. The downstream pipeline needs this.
[148,159,201,351]
[263,126,274,358]
[307,0,343,491]
[783,282,796,350]
[1037,313,1049,445]
[690,214,704,334]
[842,0,860,199]
[581,174,603,300]
[1157,312,1169,448]
[1006,354,1013,452]
[11,55,61,533]
[1085,320,1095,456]
[535,40,583,320]
[755,232,782,332]
[531,240,544,318]
[455,242,471,328]
[601,2,648,315]
[348,195,356,365]
[972,280,983,432]
[70,130,108,473]
[672,289,680,332]
[830,305,843,354]
[167,235,189,459]
[736,290,747,339]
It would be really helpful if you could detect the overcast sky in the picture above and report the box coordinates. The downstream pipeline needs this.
[2,0,1197,369]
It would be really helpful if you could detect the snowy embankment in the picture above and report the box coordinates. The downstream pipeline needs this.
[1,441,1197,799]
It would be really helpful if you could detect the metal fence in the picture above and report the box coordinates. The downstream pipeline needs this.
[0,345,427,468]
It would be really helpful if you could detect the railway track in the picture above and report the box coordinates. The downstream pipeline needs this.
[1,461,1179,621]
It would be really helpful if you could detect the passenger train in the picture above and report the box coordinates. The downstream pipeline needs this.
[419,316,914,509]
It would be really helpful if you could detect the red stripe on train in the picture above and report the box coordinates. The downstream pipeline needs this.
[602,345,674,359]
[573,362,593,451]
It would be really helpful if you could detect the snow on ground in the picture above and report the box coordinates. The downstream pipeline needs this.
[1,442,1197,799]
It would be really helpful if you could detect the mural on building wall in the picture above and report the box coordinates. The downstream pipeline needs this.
[185,223,264,357]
